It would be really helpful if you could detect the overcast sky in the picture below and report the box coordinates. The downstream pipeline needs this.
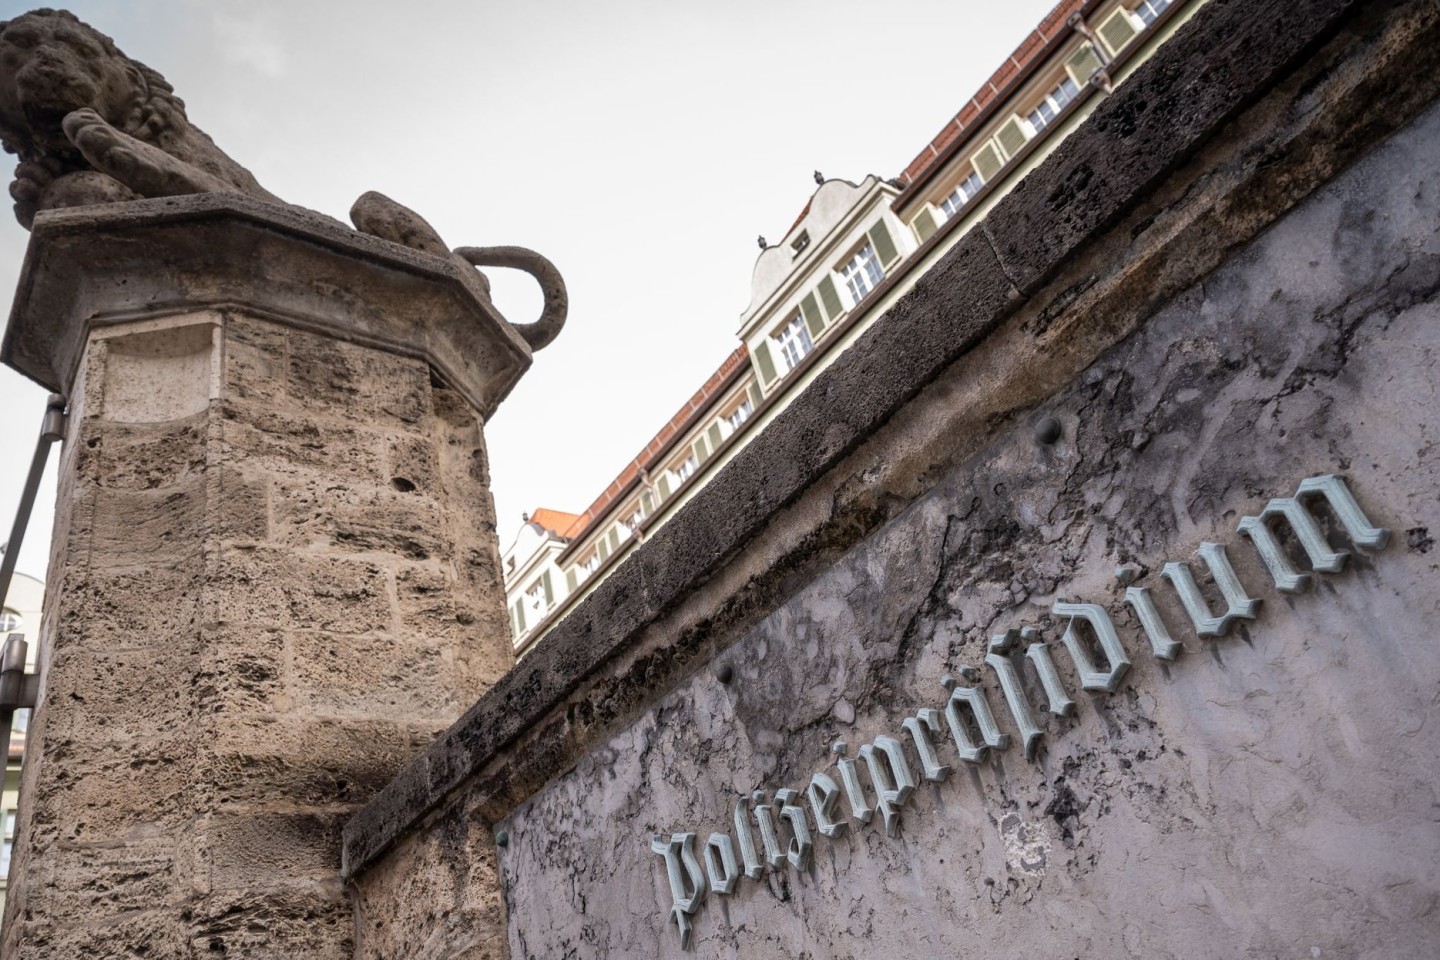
[0,0,1056,585]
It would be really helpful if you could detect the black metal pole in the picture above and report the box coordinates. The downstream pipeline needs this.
[0,393,65,616]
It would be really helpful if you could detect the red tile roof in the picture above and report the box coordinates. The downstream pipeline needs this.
[527,508,583,539]
[895,0,1093,198]
[556,345,751,546]
[537,0,1106,571]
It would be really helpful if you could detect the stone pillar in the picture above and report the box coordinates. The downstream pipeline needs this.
[0,195,530,957]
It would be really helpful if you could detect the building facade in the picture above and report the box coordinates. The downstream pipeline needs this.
[503,0,1200,653]
[0,570,42,930]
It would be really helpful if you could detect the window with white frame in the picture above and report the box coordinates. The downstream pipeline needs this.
[725,398,753,434]
[1134,0,1171,25]
[940,171,985,219]
[581,551,600,574]
[1,810,14,875]
[626,508,643,531]
[674,453,698,483]
[1027,75,1081,133]
[773,314,814,372]
[839,242,884,304]
[524,579,547,617]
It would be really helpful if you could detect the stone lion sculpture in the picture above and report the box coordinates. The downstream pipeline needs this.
[0,8,565,350]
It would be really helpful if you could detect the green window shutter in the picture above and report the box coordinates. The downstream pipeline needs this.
[817,276,843,321]
[565,568,577,592]
[800,292,825,339]
[970,141,1003,181]
[541,570,554,605]
[753,339,778,386]
[694,437,709,465]
[642,490,655,513]
[994,116,1029,159]
[1064,42,1104,87]
[707,422,723,449]
[514,600,526,633]
[868,219,899,268]
[598,537,610,561]
[1097,9,1138,55]
[913,207,938,242]
[658,474,671,500]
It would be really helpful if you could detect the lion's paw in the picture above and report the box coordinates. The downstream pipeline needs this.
[62,106,228,199]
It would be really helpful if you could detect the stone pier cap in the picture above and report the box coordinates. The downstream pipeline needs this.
[1,192,533,418]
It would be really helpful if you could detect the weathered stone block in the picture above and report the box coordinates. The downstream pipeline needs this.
[188,888,354,960]
[75,412,209,490]
[48,564,203,654]
[28,739,196,842]
[200,811,346,889]
[286,328,431,426]
[41,644,200,744]
[353,806,505,960]
[222,314,287,405]
[272,477,446,561]
[194,626,286,715]
[218,401,388,485]
[200,715,410,807]
[212,548,391,634]
[90,477,209,565]
[290,629,458,717]
[20,839,183,919]
[384,431,442,497]
[10,911,194,960]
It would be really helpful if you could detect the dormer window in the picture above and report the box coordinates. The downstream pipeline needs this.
[839,241,884,304]
[1027,75,1080,133]
[940,171,984,219]
[774,314,814,373]
[1135,0,1172,25]
[790,231,811,257]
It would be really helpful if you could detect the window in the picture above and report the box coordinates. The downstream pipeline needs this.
[726,399,753,433]
[674,454,698,482]
[524,579,547,616]
[1,810,15,875]
[790,231,810,257]
[1135,0,1171,25]
[839,242,884,304]
[1026,76,1081,133]
[773,314,813,373]
[0,609,19,633]
[939,171,985,219]
[581,551,600,574]
[626,508,643,531]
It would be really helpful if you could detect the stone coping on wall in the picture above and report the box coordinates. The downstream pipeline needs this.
[1,192,532,418]
[342,0,1440,879]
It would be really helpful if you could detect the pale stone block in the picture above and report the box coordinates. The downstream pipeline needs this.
[96,316,221,424]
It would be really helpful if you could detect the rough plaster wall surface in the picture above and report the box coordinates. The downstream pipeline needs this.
[1,312,512,957]
[497,94,1440,960]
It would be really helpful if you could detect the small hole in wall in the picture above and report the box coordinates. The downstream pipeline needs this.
[391,477,417,493]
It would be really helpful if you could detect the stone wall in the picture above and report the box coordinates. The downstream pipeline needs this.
[343,0,1440,957]
[498,94,1440,957]
[2,304,512,955]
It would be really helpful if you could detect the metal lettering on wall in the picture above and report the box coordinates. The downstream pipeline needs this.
[649,474,1390,949]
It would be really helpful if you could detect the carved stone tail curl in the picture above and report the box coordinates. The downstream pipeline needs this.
[454,245,568,352]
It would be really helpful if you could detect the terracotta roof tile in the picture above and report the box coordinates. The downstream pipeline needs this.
[560,345,750,549]
[894,0,1096,202]
[527,508,582,538]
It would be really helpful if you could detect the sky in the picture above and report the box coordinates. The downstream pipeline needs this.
[0,0,1057,586]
